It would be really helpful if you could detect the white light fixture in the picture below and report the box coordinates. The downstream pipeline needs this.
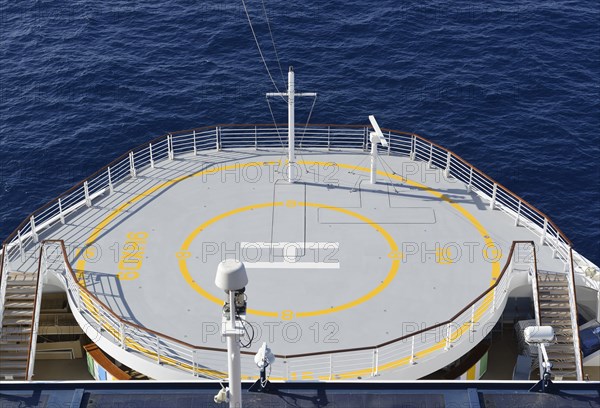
[254,342,276,369]
[249,342,276,393]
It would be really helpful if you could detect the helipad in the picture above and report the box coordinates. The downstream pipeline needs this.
[37,145,560,350]
[5,124,589,381]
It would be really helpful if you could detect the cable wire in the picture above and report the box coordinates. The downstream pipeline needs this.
[266,95,286,148]
[296,95,318,174]
[239,319,255,348]
[241,0,287,102]
[298,95,318,145]
[261,0,285,85]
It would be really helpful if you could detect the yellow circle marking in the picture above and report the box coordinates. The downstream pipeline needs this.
[178,201,400,319]
[387,250,403,259]
[76,159,500,379]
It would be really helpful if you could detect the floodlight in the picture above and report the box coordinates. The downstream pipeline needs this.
[369,115,388,147]
[254,342,276,369]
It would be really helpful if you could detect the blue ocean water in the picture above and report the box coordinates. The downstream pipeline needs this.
[0,1,598,264]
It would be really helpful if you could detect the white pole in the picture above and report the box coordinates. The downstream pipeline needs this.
[227,289,242,408]
[288,67,295,183]
[370,134,378,184]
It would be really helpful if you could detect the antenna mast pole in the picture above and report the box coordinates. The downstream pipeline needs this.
[267,67,317,183]
[288,68,295,182]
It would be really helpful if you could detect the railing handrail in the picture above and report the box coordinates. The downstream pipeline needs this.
[568,247,584,380]
[281,240,532,358]
[42,239,531,360]
[531,245,542,326]
[25,244,45,380]
[44,239,239,355]
[0,124,581,261]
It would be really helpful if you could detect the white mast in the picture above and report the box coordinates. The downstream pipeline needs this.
[267,67,317,183]
[288,68,295,182]
[214,260,248,407]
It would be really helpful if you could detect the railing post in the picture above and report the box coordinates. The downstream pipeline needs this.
[107,166,114,194]
[119,321,125,349]
[58,198,65,224]
[444,151,452,178]
[363,127,368,151]
[410,336,416,365]
[156,335,162,364]
[490,183,497,210]
[216,127,222,151]
[540,218,548,246]
[409,134,416,160]
[149,143,155,168]
[77,287,86,312]
[98,307,104,332]
[327,126,331,151]
[129,151,136,178]
[329,354,333,380]
[530,262,542,326]
[372,349,379,376]
[466,167,473,193]
[427,144,433,169]
[193,130,198,155]
[167,134,174,160]
[17,229,25,261]
[515,200,521,226]
[444,323,452,350]
[30,215,38,243]
[387,131,391,155]
[254,126,258,150]
[551,230,558,259]
[192,350,198,377]
[83,181,92,207]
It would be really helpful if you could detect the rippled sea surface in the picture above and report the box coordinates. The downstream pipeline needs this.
[0,1,598,264]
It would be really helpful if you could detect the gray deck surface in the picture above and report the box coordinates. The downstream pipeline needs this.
[24,147,565,371]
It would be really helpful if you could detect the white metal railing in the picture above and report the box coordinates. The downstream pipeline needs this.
[38,238,534,380]
[42,240,226,380]
[568,249,584,380]
[0,124,596,379]
[530,266,542,328]
[25,247,46,380]
[530,249,583,380]
[0,125,596,281]
[0,247,7,328]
